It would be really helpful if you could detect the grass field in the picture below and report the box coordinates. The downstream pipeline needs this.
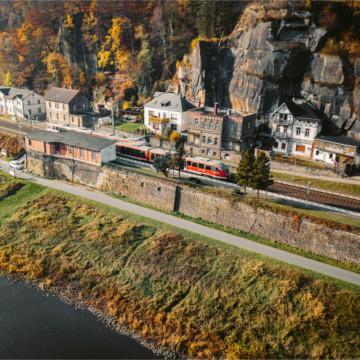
[0,175,359,358]
[115,122,148,134]
[272,171,360,197]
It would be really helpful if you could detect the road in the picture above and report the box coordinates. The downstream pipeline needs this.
[1,161,360,286]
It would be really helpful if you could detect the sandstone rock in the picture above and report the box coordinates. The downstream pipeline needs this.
[171,2,359,137]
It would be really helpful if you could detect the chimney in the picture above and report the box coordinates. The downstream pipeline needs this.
[213,102,219,114]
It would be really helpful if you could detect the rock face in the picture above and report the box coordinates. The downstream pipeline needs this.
[171,3,360,138]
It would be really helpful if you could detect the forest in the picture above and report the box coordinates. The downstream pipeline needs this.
[0,0,244,105]
[0,0,359,108]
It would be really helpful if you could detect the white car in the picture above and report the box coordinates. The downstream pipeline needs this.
[9,156,25,170]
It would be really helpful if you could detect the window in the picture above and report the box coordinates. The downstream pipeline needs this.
[214,137,218,145]
[28,109,32,115]
[198,163,204,169]
[27,100,31,105]
[55,103,59,109]
[329,153,333,159]
[194,118,198,124]
[281,143,286,150]
[38,100,40,104]
[315,150,319,155]
[28,139,32,146]
[206,149,211,155]
[202,136,206,143]
[296,145,305,152]
[80,148,84,158]
[296,127,301,135]
[207,137,212,144]
[279,113,287,120]
[273,141,278,149]
[48,102,51,108]
[91,151,97,161]
[63,104,65,110]
[282,126,288,133]
[170,124,177,131]
[56,113,59,120]
[38,108,41,113]
[213,152,217,156]
[205,165,212,171]
[305,129,310,137]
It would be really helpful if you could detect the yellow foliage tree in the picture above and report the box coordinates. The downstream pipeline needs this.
[64,15,74,30]
[43,52,72,87]
[4,72,13,87]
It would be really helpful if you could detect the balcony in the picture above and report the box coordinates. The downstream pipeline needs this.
[273,131,290,140]
[149,116,170,124]
[272,115,292,125]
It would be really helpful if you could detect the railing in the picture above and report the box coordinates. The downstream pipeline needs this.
[273,131,289,140]
[149,116,169,124]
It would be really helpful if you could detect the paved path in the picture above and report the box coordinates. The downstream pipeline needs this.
[1,161,360,286]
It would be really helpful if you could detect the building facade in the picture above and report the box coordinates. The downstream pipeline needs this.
[45,87,96,129]
[25,129,117,166]
[144,92,194,134]
[270,99,322,158]
[0,87,45,120]
[312,135,360,170]
[186,106,256,161]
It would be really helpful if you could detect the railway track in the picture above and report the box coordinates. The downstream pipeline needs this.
[0,119,36,135]
[1,119,359,213]
[269,182,360,212]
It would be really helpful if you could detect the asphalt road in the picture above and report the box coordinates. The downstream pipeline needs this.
[1,161,360,286]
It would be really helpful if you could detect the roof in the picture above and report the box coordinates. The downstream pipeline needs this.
[45,87,80,103]
[284,99,321,123]
[315,135,360,148]
[27,130,117,151]
[144,92,194,112]
[0,87,38,100]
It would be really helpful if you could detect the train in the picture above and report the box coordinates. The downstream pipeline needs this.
[116,141,230,180]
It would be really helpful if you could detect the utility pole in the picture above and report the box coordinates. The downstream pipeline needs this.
[111,99,115,136]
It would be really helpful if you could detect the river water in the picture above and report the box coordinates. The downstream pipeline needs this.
[0,277,158,359]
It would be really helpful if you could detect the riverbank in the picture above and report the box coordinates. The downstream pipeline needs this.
[0,174,359,358]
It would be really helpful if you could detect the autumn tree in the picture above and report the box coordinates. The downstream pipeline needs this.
[43,52,72,87]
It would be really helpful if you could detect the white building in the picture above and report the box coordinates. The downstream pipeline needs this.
[0,87,45,121]
[270,99,322,158]
[144,92,194,135]
[312,135,360,167]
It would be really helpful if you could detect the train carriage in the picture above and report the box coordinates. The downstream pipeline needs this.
[184,157,229,180]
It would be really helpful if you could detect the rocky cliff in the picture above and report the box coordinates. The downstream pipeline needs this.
[170,2,360,138]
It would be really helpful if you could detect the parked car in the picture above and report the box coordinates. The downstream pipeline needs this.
[9,156,25,170]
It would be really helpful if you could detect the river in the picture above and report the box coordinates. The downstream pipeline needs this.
[0,277,158,359]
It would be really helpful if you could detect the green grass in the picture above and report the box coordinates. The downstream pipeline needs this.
[0,186,359,358]
[0,172,45,225]
[115,122,148,134]
[272,171,360,197]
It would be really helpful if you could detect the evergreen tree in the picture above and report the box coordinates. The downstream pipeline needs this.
[153,153,171,177]
[236,150,255,195]
[172,138,185,179]
[250,153,273,199]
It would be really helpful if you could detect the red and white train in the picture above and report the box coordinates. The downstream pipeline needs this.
[116,141,229,180]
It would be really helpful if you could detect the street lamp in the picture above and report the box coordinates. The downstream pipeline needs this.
[108,74,126,136]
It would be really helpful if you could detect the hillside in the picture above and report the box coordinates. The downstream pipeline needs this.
[171,1,360,138]
[0,1,359,137]
[0,173,359,358]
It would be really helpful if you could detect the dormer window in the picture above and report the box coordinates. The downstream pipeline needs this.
[160,101,171,107]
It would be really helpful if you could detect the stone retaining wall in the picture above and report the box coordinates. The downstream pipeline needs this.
[26,152,360,265]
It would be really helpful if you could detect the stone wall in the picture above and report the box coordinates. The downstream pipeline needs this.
[26,151,360,265]
[177,186,360,265]
[97,166,177,212]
